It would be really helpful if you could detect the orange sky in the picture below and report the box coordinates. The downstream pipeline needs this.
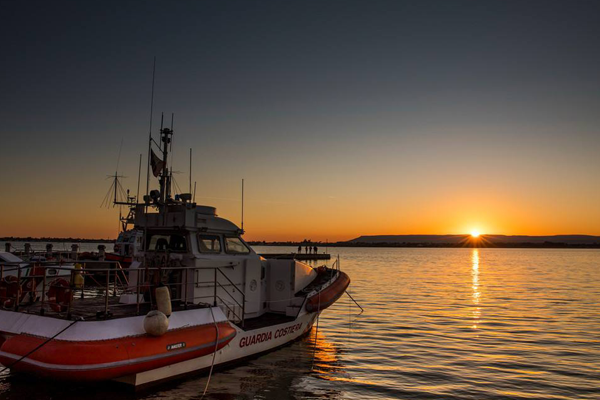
[1,139,598,242]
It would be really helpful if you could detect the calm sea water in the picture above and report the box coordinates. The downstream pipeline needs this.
[1,246,599,400]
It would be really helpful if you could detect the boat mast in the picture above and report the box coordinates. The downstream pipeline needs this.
[145,57,156,205]
[159,114,173,204]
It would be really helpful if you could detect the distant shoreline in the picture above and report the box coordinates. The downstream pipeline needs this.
[2,237,599,249]
[248,242,600,249]
[0,237,113,243]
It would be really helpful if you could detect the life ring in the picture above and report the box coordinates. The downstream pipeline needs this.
[0,276,22,309]
[47,278,73,313]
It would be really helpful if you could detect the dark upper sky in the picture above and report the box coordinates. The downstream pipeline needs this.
[1,0,599,239]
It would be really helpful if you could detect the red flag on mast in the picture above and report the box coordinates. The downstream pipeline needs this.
[151,150,164,177]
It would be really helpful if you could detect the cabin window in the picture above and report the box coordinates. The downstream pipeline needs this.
[146,233,188,252]
[198,234,222,254]
[224,237,250,254]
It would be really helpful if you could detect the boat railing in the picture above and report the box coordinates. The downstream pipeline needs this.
[0,260,128,318]
[4,250,85,263]
[331,254,341,271]
[6,248,110,263]
[0,261,246,324]
[213,267,245,327]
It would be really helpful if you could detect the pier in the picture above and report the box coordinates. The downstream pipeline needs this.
[259,253,331,261]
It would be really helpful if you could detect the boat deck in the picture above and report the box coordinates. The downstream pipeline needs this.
[15,296,209,321]
[238,312,296,331]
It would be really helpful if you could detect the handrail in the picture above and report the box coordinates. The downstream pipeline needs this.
[0,261,131,319]
[331,254,340,271]
[214,267,246,327]
[215,281,244,311]
[0,261,249,326]
[214,294,242,325]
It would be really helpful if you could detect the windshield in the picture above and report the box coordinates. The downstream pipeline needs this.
[146,233,188,252]
[198,234,222,254]
[224,237,250,254]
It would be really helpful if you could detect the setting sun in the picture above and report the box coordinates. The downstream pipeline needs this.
[471,230,481,238]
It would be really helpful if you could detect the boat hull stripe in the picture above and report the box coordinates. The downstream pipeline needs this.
[0,331,236,372]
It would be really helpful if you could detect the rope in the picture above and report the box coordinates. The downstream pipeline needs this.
[0,318,81,375]
[345,291,364,313]
[311,290,321,371]
[200,306,220,399]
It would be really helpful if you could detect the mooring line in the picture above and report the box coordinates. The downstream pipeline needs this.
[311,290,321,371]
[345,291,364,313]
[0,318,82,375]
[200,306,219,399]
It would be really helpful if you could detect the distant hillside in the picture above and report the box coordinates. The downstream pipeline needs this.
[347,235,600,245]
[349,235,468,244]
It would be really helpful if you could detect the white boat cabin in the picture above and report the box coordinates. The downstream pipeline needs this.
[126,202,316,324]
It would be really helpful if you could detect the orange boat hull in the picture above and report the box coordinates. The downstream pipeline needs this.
[0,322,236,381]
[305,271,350,312]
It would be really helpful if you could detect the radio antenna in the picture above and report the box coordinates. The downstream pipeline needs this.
[136,153,142,203]
[189,148,192,194]
[145,56,156,199]
[241,179,245,232]
[169,113,174,171]
[115,137,124,176]
[113,137,124,205]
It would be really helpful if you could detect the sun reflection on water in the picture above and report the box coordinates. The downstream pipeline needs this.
[472,249,481,329]
[310,330,341,371]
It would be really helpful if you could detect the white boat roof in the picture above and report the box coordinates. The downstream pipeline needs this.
[197,214,240,233]
[0,252,24,263]
[135,204,241,234]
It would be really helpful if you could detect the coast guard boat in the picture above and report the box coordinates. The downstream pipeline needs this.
[0,124,350,387]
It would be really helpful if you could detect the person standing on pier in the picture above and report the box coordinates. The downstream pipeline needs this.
[314,246,318,254]
[297,245,302,254]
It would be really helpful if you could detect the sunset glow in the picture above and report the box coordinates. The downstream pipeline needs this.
[471,230,481,238]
